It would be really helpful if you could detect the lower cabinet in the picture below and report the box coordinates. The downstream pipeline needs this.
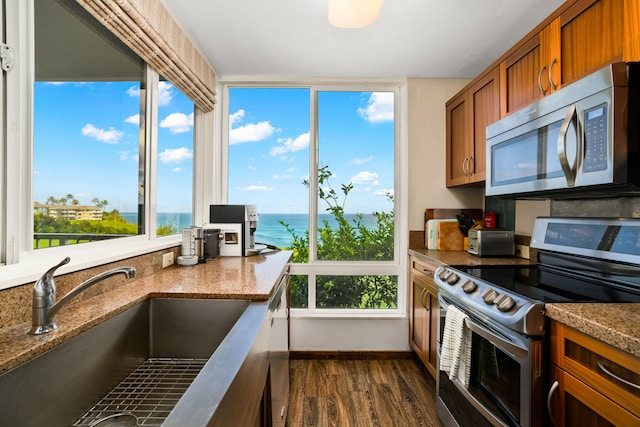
[548,320,640,426]
[267,273,290,427]
[409,256,439,379]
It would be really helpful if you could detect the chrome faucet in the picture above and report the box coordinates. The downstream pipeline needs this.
[29,257,136,335]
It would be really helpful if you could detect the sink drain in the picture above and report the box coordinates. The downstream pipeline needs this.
[89,413,138,427]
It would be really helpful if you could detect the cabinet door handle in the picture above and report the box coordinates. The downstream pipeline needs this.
[468,156,474,176]
[422,269,434,277]
[421,288,428,309]
[547,380,559,426]
[548,58,558,91]
[462,157,468,176]
[597,361,640,391]
[538,65,548,96]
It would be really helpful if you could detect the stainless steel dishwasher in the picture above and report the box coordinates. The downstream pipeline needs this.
[269,271,290,427]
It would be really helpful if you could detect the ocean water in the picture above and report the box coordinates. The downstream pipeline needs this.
[121,212,380,249]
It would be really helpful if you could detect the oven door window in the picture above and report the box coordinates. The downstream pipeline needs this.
[439,324,524,426]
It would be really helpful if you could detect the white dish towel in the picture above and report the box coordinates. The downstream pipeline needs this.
[439,304,473,388]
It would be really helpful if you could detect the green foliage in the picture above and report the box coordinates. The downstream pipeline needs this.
[157,224,178,236]
[282,165,397,309]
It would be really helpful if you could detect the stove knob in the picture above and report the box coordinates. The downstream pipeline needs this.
[462,280,477,293]
[438,270,450,281]
[446,273,460,285]
[482,289,499,304]
[495,294,516,312]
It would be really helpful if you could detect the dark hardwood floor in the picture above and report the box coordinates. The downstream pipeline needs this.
[288,355,442,427]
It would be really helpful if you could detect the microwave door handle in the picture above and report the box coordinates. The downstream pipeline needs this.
[558,103,577,186]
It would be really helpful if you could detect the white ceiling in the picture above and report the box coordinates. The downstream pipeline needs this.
[160,0,566,80]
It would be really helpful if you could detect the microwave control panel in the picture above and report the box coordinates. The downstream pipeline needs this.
[583,103,608,172]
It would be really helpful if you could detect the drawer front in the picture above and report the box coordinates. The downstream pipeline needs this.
[411,257,438,276]
[551,321,640,417]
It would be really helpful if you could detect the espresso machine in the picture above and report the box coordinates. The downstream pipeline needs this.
[209,204,261,256]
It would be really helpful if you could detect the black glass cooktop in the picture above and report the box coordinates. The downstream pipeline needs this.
[455,264,640,303]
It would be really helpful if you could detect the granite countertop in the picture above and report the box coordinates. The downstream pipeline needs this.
[409,248,535,267]
[546,303,640,358]
[409,248,639,359]
[0,250,292,374]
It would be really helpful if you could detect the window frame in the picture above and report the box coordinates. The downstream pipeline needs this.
[221,81,409,315]
[0,1,209,290]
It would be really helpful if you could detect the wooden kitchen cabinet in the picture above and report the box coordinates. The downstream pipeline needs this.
[547,320,640,426]
[501,0,626,117]
[445,67,499,187]
[409,256,439,379]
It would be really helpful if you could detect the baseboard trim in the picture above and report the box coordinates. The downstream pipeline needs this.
[290,350,414,360]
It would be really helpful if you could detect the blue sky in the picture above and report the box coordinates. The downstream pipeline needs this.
[33,81,194,213]
[32,84,394,217]
[228,88,395,214]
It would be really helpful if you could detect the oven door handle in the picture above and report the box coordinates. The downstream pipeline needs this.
[464,318,529,359]
[449,376,510,427]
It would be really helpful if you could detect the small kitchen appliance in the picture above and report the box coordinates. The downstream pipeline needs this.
[209,204,262,256]
[434,217,640,427]
[486,62,640,199]
[178,226,203,266]
[467,228,514,257]
[203,225,222,259]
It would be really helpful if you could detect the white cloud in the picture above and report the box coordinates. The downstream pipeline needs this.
[274,174,293,179]
[127,86,140,97]
[350,171,379,184]
[230,122,275,145]
[229,109,245,126]
[357,92,394,123]
[118,150,131,161]
[352,155,373,165]
[82,124,123,144]
[160,112,194,134]
[158,82,173,106]
[159,147,193,163]
[239,185,273,192]
[124,114,140,125]
[228,109,278,145]
[171,167,183,172]
[270,132,310,156]
[374,188,394,197]
[248,165,257,170]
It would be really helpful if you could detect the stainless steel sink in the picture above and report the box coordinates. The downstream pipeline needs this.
[0,298,270,427]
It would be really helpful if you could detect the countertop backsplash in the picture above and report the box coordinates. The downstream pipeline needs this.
[0,247,180,330]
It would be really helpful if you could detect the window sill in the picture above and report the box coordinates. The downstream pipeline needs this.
[1,235,181,291]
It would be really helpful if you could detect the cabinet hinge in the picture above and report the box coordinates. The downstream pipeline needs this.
[1,43,16,72]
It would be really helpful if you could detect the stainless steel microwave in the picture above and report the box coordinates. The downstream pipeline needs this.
[486,62,640,199]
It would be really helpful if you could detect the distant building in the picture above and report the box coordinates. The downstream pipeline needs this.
[33,202,103,221]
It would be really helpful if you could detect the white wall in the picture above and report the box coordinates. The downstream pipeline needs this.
[407,79,484,232]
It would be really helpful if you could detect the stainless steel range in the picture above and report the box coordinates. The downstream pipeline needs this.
[434,217,640,427]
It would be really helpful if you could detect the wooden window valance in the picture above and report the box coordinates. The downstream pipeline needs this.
[76,0,216,112]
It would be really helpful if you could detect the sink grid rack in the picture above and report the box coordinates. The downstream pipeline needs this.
[73,358,207,426]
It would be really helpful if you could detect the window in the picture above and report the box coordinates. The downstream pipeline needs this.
[156,79,195,236]
[33,0,145,249]
[0,0,201,288]
[226,85,400,312]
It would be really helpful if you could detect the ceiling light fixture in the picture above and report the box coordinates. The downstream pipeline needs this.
[328,0,384,29]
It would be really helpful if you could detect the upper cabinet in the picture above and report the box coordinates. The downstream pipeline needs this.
[446,67,499,187]
[446,0,640,187]
[501,0,625,116]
